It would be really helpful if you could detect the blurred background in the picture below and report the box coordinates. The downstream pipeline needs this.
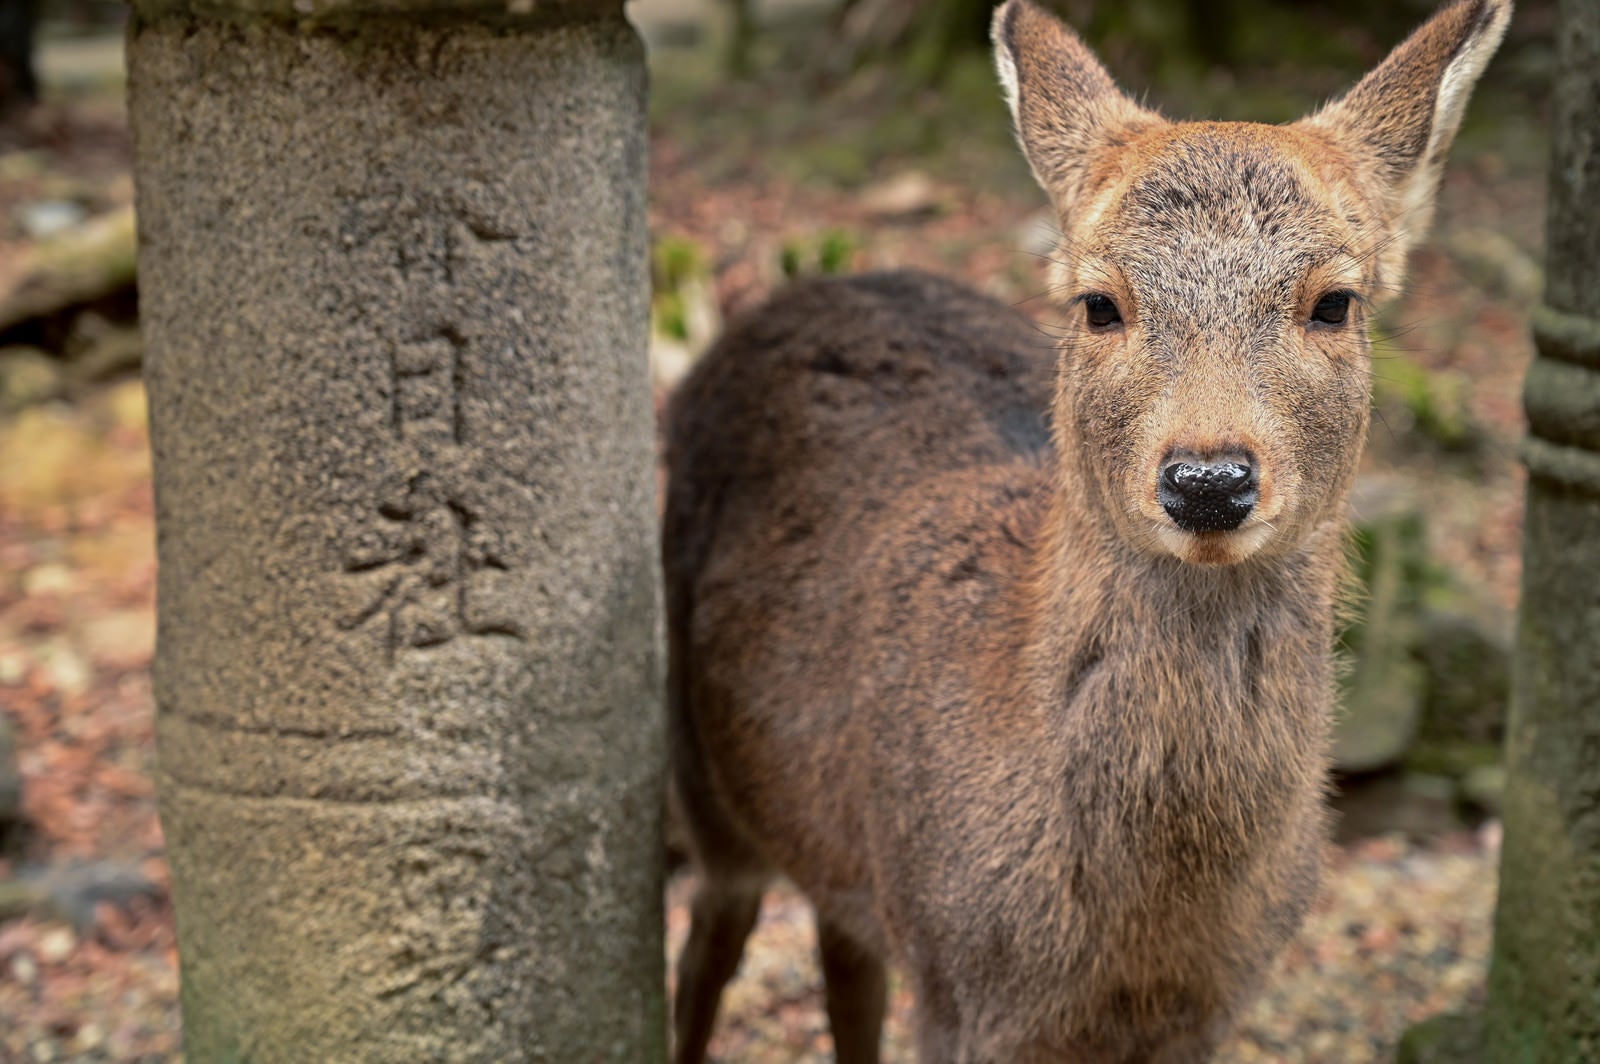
[0,0,1552,1059]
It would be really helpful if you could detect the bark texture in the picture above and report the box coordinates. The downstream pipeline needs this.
[127,4,663,1060]
[1484,0,1600,1059]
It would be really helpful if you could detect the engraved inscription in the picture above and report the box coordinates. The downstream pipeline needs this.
[340,472,524,662]
[391,329,467,445]
[337,195,526,661]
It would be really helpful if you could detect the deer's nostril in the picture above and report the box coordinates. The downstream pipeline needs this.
[1162,461,1252,495]
[1159,460,1257,533]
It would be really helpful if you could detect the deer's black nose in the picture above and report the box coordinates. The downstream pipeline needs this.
[1159,459,1257,533]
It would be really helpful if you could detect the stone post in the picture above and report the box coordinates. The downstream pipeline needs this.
[127,2,663,1060]
[1483,0,1600,1059]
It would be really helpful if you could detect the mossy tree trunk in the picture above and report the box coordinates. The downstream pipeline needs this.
[129,1,664,1059]
[1482,0,1600,1059]
[0,0,39,114]
[726,0,755,76]
[833,0,1011,83]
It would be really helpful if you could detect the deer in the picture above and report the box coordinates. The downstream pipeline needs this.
[662,1,1510,1060]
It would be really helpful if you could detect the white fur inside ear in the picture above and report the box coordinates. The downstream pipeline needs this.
[992,2,1021,121]
[1397,0,1513,242]
[1429,0,1512,161]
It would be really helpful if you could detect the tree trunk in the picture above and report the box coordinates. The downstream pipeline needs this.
[726,0,755,77]
[1482,0,1600,1059]
[835,0,995,83]
[0,0,39,114]
[128,2,664,1060]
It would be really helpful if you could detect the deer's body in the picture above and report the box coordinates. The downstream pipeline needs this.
[668,271,1332,1061]
[666,4,1509,1061]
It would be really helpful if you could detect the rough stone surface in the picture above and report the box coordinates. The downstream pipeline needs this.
[128,6,663,1061]
[1484,0,1600,1059]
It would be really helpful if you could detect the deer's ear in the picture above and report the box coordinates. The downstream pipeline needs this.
[993,0,1163,219]
[1298,0,1511,270]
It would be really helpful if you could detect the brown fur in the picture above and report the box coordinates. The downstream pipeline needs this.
[664,2,1510,1061]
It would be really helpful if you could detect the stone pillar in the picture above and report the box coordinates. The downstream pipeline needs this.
[1483,0,1600,1059]
[128,2,663,1060]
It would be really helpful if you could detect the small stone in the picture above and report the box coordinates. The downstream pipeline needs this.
[9,951,37,985]
[36,926,75,964]
[39,643,92,697]
[72,1024,105,1052]
[78,609,157,671]
[652,335,696,393]
[860,171,945,220]
[21,562,73,598]
[106,379,149,434]
[15,201,88,240]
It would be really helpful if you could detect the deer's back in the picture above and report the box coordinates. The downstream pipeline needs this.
[667,269,1051,505]
[663,270,1053,898]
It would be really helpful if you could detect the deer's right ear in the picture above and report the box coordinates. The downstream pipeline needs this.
[993,0,1163,218]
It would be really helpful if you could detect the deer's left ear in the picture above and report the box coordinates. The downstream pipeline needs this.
[1299,0,1512,275]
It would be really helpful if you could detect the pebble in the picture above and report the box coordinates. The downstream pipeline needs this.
[78,609,156,671]
[0,651,26,685]
[20,563,74,599]
[859,171,945,220]
[9,952,37,986]
[36,926,75,964]
[15,202,88,241]
[72,1023,105,1052]
[37,643,91,698]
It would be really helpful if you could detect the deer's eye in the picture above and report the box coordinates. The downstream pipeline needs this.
[1084,293,1122,330]
[1311,290,1352,326]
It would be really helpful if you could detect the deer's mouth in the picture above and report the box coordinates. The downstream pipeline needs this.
[1135,447,1288,564]
[1139,471,1286,566]
[1152,521,1275,566]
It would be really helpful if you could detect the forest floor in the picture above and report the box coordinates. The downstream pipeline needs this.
[0,9,1552,1062]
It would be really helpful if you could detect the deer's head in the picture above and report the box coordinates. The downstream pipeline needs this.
[995,0,1509,565]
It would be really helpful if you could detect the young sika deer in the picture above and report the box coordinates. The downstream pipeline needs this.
[664,1,1509,1060]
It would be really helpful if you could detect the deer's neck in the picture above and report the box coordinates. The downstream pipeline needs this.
[1018,481,1341,898]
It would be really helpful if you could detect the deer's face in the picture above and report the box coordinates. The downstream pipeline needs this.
[994,0,1510,565]
[1055,125,1376,566]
